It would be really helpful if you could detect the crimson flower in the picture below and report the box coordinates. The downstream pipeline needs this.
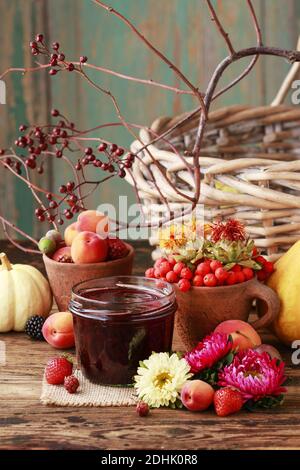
[211,218,246,242]
[184,332,233,374]
[218,349,287,402]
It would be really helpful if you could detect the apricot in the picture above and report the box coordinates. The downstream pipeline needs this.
[214,319,262,351]
[71,231,108,264]
[42,311,75,349]
[64,222,79,246]
[181,380,214,411]
[77,210,109,237]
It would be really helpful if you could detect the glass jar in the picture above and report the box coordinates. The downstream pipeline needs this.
[69,276,177,386]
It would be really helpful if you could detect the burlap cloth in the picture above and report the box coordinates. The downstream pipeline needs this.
[40,369,138,407]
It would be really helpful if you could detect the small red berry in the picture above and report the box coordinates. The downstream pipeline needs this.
[136,401,149,417]
[59,185,67,194]
[75,163,82,171]
[36,34,44,42]
[215,267,229,283]
[257,269,268,281]
[173,262,185,275]
[165,271,178,283]
[178,278,191,292]
[67,63,75,72]
[264,261,274,274]
[242,268,254,280]
[98,143,107,152]
[158,261,171,276]
[80,55,88,63]
[196,262,211,276]
[52,42,60,50]
[49,69,58,76]
[167,256,176,266]
[46,192,52,200]
[118,169,126,178]
[145,267,155,279]
[65,210,73,220]
[232,264,242,273]
[51,109,59,117]
[116,147,124,156]
[66,181,75,191]
[252,246,259,257]
[255,255,267,266]
[226,272,238,286]
[192,274,204,287]
[49,201,58,209]
[235,271,246,283]
[154,268,161,279]
[180,267,193,280]
[64,375,79,394]
[210,260,223,272]
[45,356,73,385]
[58,53,65,61]
[203,273,217,287]
[110,143,118,153]
[19,124,27,132]
[154,257,167,268]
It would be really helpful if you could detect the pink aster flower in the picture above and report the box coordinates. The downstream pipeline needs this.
[184,332,233,374]
[218,349,287,402]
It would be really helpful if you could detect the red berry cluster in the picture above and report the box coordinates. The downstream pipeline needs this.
[78,142,135,178]
[3,105,135,226]
[145,254,274,292]
[30,34,84,76]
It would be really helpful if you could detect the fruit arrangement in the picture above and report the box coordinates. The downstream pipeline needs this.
[134,319,287,417]
[145,219,275,291]
[38,209,129,264]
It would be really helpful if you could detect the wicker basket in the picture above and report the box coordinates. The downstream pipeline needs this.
[128,68,300,262]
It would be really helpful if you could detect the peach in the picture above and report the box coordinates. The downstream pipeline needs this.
[71,231,108,264]
[214,319,262,351]
[64,222,79,246]
[181,380,214,411]
[42,311,75,349]
[77,210,109,237]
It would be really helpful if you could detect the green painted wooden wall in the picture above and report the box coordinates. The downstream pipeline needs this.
[0,0,300,239]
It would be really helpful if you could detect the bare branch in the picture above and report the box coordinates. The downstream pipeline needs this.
[206,0,235,55]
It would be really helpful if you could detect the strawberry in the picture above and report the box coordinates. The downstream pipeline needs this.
[64,375,80,393]
[45,356,73,385]
[214,387,243,417]
[108,237,129,260]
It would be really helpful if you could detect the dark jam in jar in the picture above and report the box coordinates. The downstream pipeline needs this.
[69,276,176,385]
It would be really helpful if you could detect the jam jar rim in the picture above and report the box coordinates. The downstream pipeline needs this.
[69,275,177,322]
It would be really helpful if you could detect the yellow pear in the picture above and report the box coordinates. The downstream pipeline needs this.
[267,240,300,345]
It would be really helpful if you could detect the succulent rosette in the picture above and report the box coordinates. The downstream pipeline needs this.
[184,332,234,385]
[218,349,287,408]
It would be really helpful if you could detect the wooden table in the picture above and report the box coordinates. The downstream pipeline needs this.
[1,240,300,450]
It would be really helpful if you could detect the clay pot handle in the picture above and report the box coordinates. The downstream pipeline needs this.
[246,280,280,330]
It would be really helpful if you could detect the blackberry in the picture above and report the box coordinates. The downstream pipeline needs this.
[25,315,45,340]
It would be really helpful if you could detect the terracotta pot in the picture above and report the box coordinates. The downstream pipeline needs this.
[43,243,134,311]
[174,278,280,351]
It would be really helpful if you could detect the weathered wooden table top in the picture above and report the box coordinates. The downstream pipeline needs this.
[0,240,299,450]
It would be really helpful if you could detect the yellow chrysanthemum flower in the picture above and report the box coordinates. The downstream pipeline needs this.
[134,352,192,408]
[158,224,187,251]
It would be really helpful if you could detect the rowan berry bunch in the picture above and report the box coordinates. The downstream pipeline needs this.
[145,219,275,292]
